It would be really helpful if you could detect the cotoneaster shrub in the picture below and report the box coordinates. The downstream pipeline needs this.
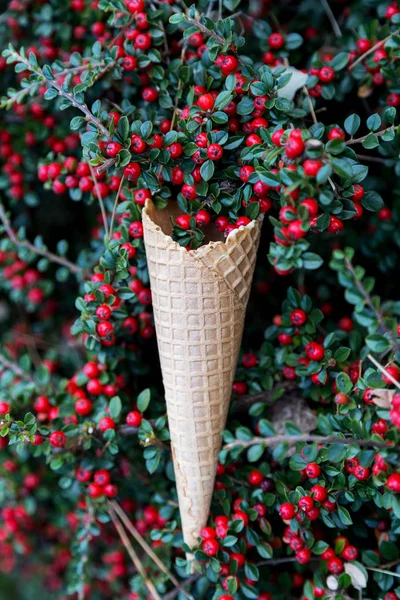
[1,0,400,599]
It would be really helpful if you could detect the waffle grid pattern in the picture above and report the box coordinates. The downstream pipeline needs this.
[143,202,262,548]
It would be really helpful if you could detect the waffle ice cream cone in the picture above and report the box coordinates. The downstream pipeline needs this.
[142,199,263,550]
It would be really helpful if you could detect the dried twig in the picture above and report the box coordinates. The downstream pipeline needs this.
[108,503,163,600]
[109,175,125,238]
[367,354,400,391]
[162,575,200,600]
[224,433,391,452]
[111,501,195,600]
[349,30,400,70]
[0,352,35,382]
[344,257,400,355]
[346,126,395,146]
[303,86,317,124]
[320,0,342,37]
[89,163,110,240]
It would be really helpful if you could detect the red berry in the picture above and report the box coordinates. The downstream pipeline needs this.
[310,485,327,502]
[356,38,372,53]
[49,431,66,448]
[176,214,192,230]
[305,463,321,479]
[104,484,118,497]
[279,503,296,519]
[300,198,318,217]
[328,127,345,141]
[387,473,400,492]
[0,401,10,415]
[327,215,344,233]
[215,216,229,233]
[305,342,325,361]
[207,143,223,160]
[319,66,335,83]
[303,159,323,177]
[351,184,364,201]
[248,470,263,486]
[83,362,100,378]
[328,557,343,574]
[342,545,358,561]
[195,209,211,226]
[75,398,92,416]
[232,381,247,395]
[98,417,116,432]
[34,395,50,412]
[197,93,215,111]
[88,483,103,498]
[285,137,304,159]
[97,321,114,338]
[269,32,285,49]
[296,548,311,564]
[382,365,400,384]
[202,538,219,556]
[354,465,370,481]
[298,496,314,512]
[126,411,142,427]
[106,142,123,157]
[290,309,307,326]
[124,162,141,181]
[200,526,216,540]
[94,469,111,486]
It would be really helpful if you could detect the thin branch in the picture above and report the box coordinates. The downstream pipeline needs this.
[89,163,110,240]
[110,501,194,600]
[185,17,226,45]
[109,175,125,238]
[48,79,110,139]
[0,353,35,382]
[303,86,317,125]
[349,30,400,70]
[320,0,342,37]
[170,43,187,131]
[355,153,391,165]
[367,354,400,391]
[223,434,392,452]
[0,201,84,275]
[346,126,395,146]
[162,575,200,600]
[344,257,400,354]
[6,48,110,139]
[234,382,297,410]
[108,503,163,600]
[257,557,297,567]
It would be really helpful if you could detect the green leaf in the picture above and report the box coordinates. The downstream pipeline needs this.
[256,542,273,559]
[366,333,391,354]
[362,191,384,211]
[366,113,381,132]
[302,252,323,270]
[336,372,353,394]
[169,13,184,23]
[334,347,351,362]
[200,159,214,182]
[362,133,379,149]
[313,541,329,554]
[137,389,151,413]
[331,52,349,71]
[109,396,122,420]
[214,91,233,110]
[337,505,353,526]
[344,114,361,136]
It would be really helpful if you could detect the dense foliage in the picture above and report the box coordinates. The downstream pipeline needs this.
[2,0,400,598]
